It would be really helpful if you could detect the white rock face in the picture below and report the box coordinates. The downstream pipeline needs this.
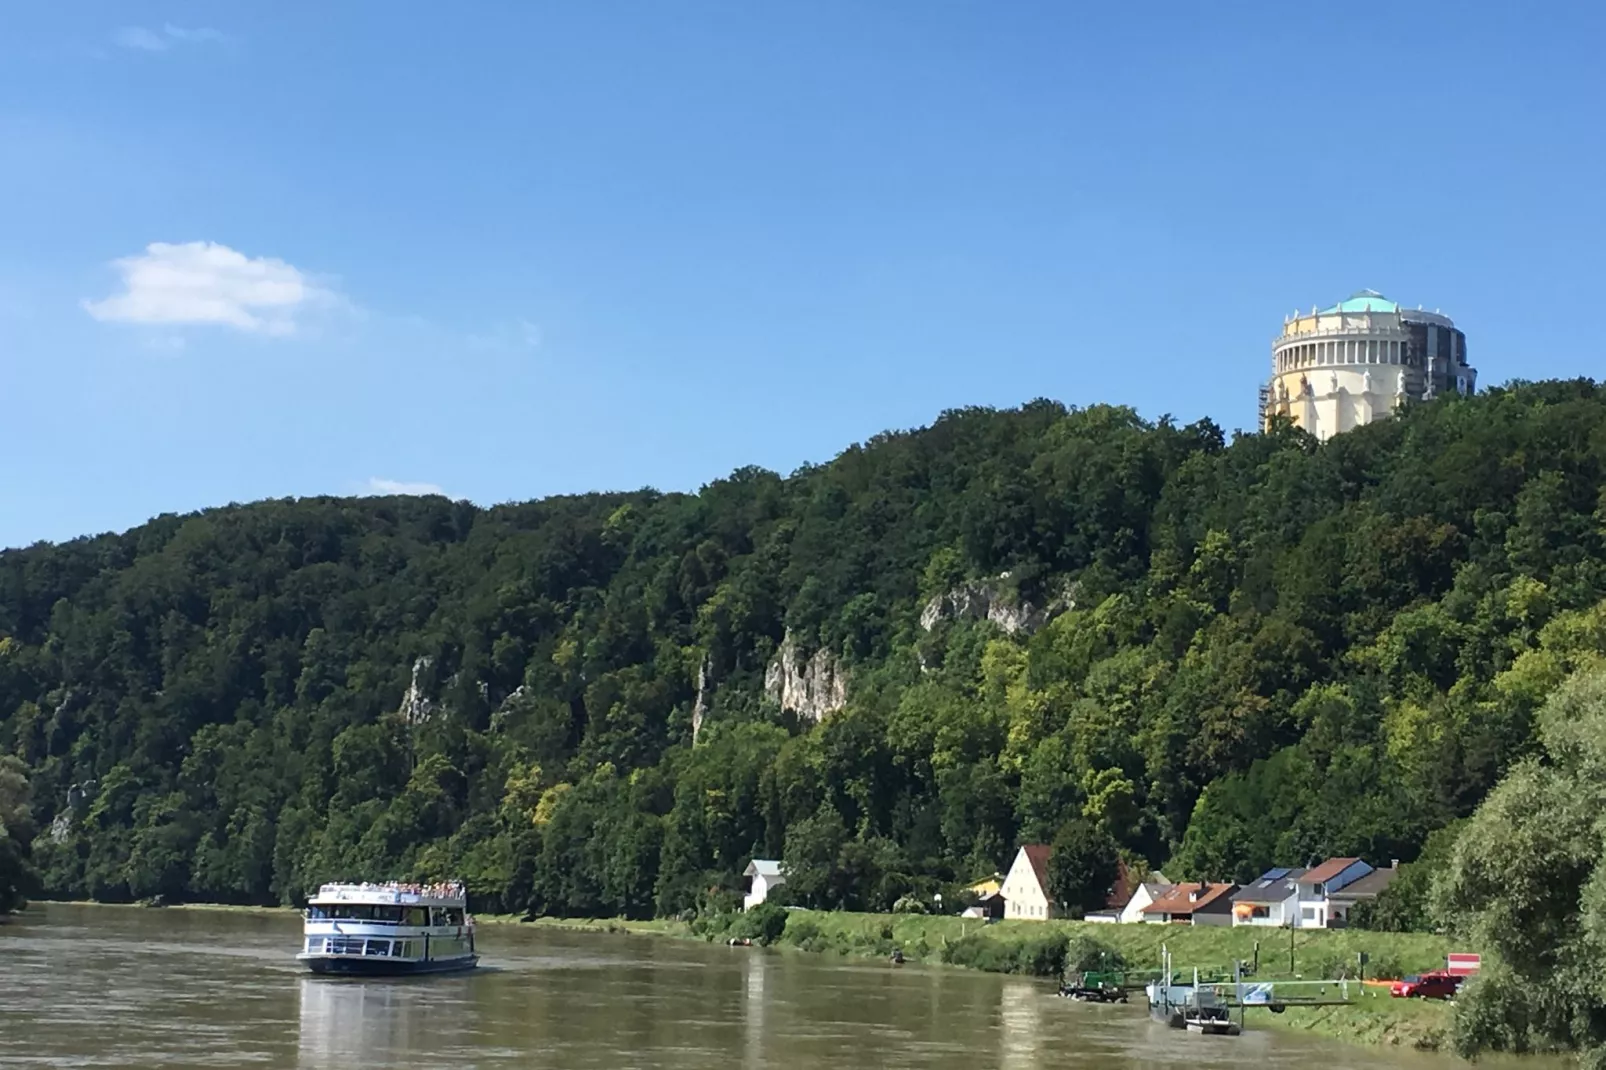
[489,684,528,732]
[400,656,435,725]
[692,653,712,743]
[918,573,1077,636]
[764,631,847,723]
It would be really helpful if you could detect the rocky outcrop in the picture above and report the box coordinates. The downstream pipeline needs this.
[918,573,1078,637]
[488,685,528,732]
[692,654,712,743]
[764,631,847,724]
[400,656,435,725]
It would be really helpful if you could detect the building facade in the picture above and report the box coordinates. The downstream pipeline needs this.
[742,859,785,910]
[1260,290,1476,440]
[1001,844,1055,920]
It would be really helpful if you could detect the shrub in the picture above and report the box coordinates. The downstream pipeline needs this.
[727,902,789,946]
[1065,933,1125,973]
[782,916,828,953]
[940,931,1070,977]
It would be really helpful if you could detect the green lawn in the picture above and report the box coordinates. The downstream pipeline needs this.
[770,912,1452,979]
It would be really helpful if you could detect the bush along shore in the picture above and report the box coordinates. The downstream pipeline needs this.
[524,908,1461,1053]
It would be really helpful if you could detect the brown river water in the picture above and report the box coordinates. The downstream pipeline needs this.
[2,903,1471,1069]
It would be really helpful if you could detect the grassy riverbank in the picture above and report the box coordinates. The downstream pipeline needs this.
[523,910,1458,1051]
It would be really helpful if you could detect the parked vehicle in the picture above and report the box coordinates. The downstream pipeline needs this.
[1391,971,1461,1000]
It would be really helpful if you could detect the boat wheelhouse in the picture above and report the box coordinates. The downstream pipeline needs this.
[297,880,479,976]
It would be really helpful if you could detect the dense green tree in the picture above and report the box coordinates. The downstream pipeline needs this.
[0,755,36,912]
[1435,669,1606,1065]
[0,381,1602,950]
[1045,819,1118,918]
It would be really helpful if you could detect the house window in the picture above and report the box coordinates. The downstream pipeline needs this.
[1301,907,1316,921]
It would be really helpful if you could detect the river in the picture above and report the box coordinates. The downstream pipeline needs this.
[3,903,1459,1069]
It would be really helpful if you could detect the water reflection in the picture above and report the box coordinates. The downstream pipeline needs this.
[743,951,767,1069]
[296,977,426,1068]
[998,980,1042,1070]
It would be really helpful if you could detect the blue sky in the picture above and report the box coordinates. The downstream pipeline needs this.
[3,2,1602,549]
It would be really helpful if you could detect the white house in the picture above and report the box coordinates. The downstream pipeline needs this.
[1229,867,1307,927]
[742,859,785,911]
[1001,844,1055,921]
[1293,858,1373,928]
[1084,865,1171,924]
[1117,878,1172,924]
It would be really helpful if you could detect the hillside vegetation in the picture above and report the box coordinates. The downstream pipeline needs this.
[3,380,1606,923]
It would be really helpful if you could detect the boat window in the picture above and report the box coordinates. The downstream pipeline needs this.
[307,906,330,920]
[406,908,428,926]
[328,905,376,920]
[444,908,464,926]
[365,939,391,956]
[373,906,403,923]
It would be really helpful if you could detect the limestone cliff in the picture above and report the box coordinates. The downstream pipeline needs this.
[399,656,435,725]
[764,631,848,723]
[918,573,1078,637]
[692,653,713,742]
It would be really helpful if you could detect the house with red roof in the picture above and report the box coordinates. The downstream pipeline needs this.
[1140,881,1239,926]
[1292,857,1376,928]
[1001,844,1056,920]
[1083,859,1171,923]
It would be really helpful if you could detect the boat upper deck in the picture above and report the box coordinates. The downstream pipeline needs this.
[308,881,468,908]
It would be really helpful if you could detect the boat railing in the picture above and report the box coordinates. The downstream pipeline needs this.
[314,880,467,901]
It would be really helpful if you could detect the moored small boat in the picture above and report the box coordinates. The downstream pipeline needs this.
[297,880,479,976]
[1184,1004,1242,1035]
[1145,948,1241,1036]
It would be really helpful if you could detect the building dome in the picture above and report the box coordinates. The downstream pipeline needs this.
[1259,291,1475,440]
[1318,290,1401,315]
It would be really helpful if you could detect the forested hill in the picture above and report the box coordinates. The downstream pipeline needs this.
[3,380,1606,917]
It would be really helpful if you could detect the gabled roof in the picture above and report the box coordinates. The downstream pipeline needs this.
[1105,858,1138,910]
[1019,844,1052,894]
[1300,857,1367,886]
[1327,866,1398,901]
[1142,882,1237,915]
[1230,868,1306,904]
[744,859,784,879]
[965,872,1004,894]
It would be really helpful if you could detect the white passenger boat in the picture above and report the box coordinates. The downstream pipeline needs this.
[297,880,479,976]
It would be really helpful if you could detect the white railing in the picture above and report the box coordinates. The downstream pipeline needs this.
[313,880,466,904]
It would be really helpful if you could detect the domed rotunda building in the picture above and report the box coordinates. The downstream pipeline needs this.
[1259,290,1476,440]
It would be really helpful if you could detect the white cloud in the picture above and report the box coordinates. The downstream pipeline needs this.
[364,478,446,497]
[83,241,337,336]
[114,24,229,52]
[114,27,168,51]
[467,318,543,351]
[163,25,227,44]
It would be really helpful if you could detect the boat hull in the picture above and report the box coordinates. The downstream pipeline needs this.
[300,955,479,977]
[1186,1019,1242,1036]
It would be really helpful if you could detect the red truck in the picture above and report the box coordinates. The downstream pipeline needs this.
[1391,970,1462,1000]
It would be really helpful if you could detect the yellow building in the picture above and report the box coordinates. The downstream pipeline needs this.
[1259,290,1476,440]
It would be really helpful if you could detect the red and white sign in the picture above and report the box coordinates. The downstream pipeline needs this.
[1446,953,1481,976]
